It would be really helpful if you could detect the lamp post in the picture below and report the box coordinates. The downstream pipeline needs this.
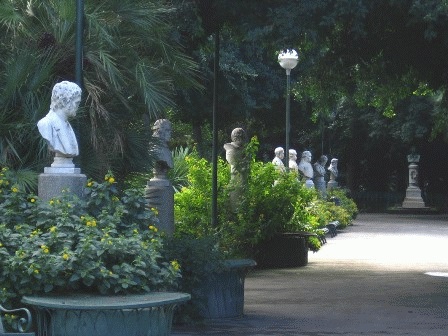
[278,49,299,172]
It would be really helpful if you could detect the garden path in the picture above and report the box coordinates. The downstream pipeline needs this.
[172,213,448,335]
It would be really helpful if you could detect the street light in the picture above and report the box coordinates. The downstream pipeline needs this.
[278,49,299,172]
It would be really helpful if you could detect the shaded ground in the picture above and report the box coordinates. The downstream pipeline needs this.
[172,213,448,335]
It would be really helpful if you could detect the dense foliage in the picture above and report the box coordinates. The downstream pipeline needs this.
[0,168,180,308]
[174,139,358,258]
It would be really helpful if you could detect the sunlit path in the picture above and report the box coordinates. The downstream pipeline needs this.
[173,213,448,335]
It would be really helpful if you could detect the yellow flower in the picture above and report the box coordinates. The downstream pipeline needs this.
[170,260,180,271]
[62,253,70,261]
[49,200,54,205]
[30,198,35,203]
[148,225,158,232]
[0,242,3,247]
[87,181,93,187]
[133,229,138,234]
[34,269,39,274]
[108,177,115,183]
[40,245,50,253]
[11,186,18,193]
[49,226,57,233]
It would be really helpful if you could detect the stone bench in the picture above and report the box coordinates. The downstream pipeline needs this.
[22,292,190,336]
[0,304,34,336]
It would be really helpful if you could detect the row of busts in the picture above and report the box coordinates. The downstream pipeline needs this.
[272,147,338,192]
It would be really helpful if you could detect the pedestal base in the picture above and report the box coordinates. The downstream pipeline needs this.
[145,178,174,235]
[38,172,87,201]
[402,186,426,208]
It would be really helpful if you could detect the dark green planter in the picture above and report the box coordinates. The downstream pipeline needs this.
[256,233,309,268]
[23,292,190,336]
[199,259,256,319]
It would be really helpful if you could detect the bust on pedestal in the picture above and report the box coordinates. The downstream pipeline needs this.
[145,119,174,235]
[298,151,314,189]
[37,81,86,201]
[313,155,328,197]
[327,158,339,190]
[401,154,426,208]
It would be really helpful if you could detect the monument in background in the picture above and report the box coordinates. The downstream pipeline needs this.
[37,81,86,201]
[145,119,174,235]
[401,153,426,208]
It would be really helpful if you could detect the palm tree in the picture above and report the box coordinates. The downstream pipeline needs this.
[0,0,201,185]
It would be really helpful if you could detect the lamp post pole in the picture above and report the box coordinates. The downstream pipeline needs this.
[278,49,299,172]
[75,0,84,87]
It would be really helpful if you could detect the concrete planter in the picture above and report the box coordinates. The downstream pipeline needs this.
[23,292,190,336]
[199,259,256,319]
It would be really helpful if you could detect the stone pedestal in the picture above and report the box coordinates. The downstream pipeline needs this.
[38,158,86,201]
[145,177,174,235]
[402,157,425,208]
[304,179,315,189]
[327,180,338,190]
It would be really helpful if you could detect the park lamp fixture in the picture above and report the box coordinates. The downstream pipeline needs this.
[278,49,299,171]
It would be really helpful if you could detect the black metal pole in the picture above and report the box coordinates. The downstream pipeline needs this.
[211,31,219,227]
[75,0,84,87]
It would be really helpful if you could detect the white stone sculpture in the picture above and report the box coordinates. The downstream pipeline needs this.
[298,150,314,188]
[272,147,285,172]
[327,158,339,190]
[289,149,299,173]
[313,155,328,197]
[37,81,81,158]
[152,119,173,178]
[224,128,249,212]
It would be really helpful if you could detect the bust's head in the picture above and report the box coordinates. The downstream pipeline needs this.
[301,151,312,163]
[50,81,82,119]
[274,147,284,159]
[330,158,338,167]
[152,119,172,142]
[318,155,328,166]
[230,128,246,146]
[289,149,297,160]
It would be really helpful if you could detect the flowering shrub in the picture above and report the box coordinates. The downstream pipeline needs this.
[0,168,180,308]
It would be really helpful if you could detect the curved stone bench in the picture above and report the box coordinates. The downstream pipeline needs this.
[22,292,190,336]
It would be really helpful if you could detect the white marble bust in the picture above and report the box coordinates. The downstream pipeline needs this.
[328,158,338,182]
[224,128,246,180]
[37,81,81,158]
[289,149,298,173]
[298,150,313,179]
[272,147,285,172]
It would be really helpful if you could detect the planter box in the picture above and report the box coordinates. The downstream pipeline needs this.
[256,233,309,268]
[199,259,256,319]
[22,292,190,336]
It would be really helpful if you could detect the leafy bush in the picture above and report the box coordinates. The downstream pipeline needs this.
[174,138,358,257]
[0,167,180,307]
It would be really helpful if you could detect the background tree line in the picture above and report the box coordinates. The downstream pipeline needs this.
[1,0,447,210]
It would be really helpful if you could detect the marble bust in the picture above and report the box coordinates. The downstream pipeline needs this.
[313,155,328,196]
[298,150,314,188]
[328,158,338,182]
[224,128,247,182]
[152,119,173,178]
[272,147,285,172]
[37,81,81,158]
[289,149,299,173]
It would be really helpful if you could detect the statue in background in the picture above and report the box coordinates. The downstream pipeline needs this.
[289,149,299,173]
[313,155,328,197]
[224,128,249,211]
[272,147,285,172]
[327,158,339,190]
[152,119,173,179]
[37,81,81,159]
[298,150,314,188]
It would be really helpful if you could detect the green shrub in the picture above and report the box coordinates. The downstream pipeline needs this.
[0,168,180,307]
